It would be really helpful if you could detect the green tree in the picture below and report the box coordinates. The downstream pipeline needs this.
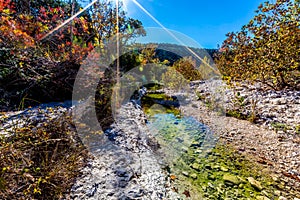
[89,1,145,48]
[161,66,189,91]
[216,0,300,89]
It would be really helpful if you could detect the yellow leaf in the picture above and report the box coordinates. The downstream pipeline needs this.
[33,188,41,194]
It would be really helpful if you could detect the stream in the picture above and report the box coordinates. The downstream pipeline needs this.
[144,99,284,199]
[1,96,296,199]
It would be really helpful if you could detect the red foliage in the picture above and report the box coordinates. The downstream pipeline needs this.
[0,0,12,12]
[35,6,94,62]
[0,0,94,63]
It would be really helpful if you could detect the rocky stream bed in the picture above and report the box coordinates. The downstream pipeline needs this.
[0,81,299,199]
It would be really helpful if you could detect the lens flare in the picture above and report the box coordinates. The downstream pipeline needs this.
[131,0,219,74]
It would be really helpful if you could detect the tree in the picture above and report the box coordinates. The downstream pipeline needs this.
[0,0,145,109]
[88,1,145,48]
[216,0,300,90]
[0,0,93,105]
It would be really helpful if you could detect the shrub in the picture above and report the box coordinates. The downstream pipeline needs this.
[161,66,189,91]
[172,57,202,81]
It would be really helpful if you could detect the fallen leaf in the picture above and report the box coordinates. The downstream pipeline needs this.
[170,174,176,180]
[183,190,191,197]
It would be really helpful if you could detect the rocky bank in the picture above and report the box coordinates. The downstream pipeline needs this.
[69,103,181,199]
[192,80,300,134]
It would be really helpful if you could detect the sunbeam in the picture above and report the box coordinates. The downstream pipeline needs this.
[40,0,218,75]
[131,0,219,74]
[40,0,98,41]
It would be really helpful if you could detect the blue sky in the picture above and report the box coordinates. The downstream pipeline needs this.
[124,0,266,49]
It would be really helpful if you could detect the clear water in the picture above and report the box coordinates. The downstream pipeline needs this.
[147,113,217,162]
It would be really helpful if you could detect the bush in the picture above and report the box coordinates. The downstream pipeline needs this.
[172,57,202,81]
[161,66,189,91]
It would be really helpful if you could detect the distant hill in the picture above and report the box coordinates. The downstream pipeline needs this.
[154,43,218,66]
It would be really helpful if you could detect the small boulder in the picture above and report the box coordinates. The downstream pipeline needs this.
[248,177,263,191]
[191,163,200,171]
[223,174,240,185]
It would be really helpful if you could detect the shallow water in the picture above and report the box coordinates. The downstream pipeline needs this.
[146,112,282,200]
[147,113,217,159]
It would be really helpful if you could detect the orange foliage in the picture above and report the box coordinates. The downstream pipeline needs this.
[0,0,34,47]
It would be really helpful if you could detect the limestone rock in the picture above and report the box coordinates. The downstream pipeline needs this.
[248,177,263,191]
[70,102,181,199]
[223,174,240,185]
[256,196,270,200]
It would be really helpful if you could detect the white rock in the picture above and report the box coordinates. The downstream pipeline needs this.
[278,196,287,200]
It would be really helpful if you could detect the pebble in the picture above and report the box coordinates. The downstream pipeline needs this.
[182,171,189,177]
[274,190,281,196]
[191,163,201,171]
[220,166,229,172]
[190,173,198,179]
[256,196,270,200]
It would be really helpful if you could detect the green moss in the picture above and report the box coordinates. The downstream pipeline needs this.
[163,143,279,199]
[144,93,168,100]
[148,113,284,199]
[142,93,181,117]
[226,110,249,120]
[271,122,290,132]
[195,91,206,101]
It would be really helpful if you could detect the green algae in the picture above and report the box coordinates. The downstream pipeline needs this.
[172,144,278,199]
[142,92,286,199]
[162,138,279,199]
[142,92,181,117]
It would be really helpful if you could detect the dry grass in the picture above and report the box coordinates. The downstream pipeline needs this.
[0,114,89,200]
